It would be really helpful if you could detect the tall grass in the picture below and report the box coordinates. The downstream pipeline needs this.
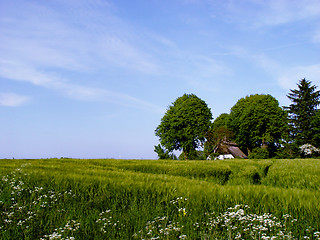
[1,158,319,239]
[261,159,320,190]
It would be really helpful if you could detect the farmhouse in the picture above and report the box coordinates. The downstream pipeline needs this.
[213,138,247,160]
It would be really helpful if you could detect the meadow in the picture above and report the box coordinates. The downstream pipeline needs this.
[0,158,319,239]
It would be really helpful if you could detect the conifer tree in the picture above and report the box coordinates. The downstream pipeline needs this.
[286,79,320,145]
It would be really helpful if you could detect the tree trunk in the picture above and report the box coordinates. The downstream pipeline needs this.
[183,150,189,160]
[247,148,251,155]
[261,139,268,150]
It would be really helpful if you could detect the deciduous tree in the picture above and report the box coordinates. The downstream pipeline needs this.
[155,94,212,160]
[204,113,234,158]
[154,144,177,160]
[228,94,287,157]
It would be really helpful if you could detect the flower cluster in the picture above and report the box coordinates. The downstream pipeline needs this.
[41,220,81,240]
[170,197,188,205]
[2,165,320,240]
[171,197,188,216]
[0,165,77,239]
[133,215,184,240]
[300,144,320,157]
[200,205,300,239]
[133,197,188,239]
[96,209,126,234]
[133,200,319,240]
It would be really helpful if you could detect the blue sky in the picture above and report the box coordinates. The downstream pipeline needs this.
[1,0,320,159]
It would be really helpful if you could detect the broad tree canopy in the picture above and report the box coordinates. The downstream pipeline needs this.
[155,93,212,160]
[228,94,287,156]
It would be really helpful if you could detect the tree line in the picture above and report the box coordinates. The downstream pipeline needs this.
[155,79,320,160]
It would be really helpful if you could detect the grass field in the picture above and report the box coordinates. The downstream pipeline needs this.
[1,158,319,239]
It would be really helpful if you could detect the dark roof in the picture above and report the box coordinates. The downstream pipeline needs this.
[228,146,248,159]
[214,139,247,158]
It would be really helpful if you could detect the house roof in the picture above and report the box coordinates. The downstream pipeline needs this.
[228,146,248,159]
[214,139,247,159]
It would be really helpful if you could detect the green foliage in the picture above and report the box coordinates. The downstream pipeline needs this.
[0,158,320,239]
[204,113,234,158]
[155,94,212,160]
[274,143,299,159]
[154,144,177,160]
[211,113,230,129]
[228,94,288,156]
[178,150,206,160]
[311,109,320,148]
[286,78,320,146]
[205,126,234,158]
[248,147,269,159]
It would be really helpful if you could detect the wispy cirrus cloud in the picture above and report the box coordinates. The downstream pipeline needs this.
[223,45,320,91]
[0,93,30,107]
[0,0,164,112]
[0,60,164,113]
[278,64,320,90]
[252,53,320,90]
[250,0,320,27]
[244,47,320,91]
[312,28,320,44]
[207,0,320,45]
[209,0,320,28]
[1,0,237,106]
[1,0,161,73]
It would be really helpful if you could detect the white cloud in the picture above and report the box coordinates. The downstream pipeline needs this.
[278,64,320,90]
[256,0,320,27]
[0,93,30,107]
[312,28,320,44]
[0,60,57,86]
[250,54,280,73]
[210,0,320,29]
[97,35,159,74]
[0,60,164,113]
[0,1,160,74]
[0,60,101,100]
[248,54,320,91]
[0,0,165,113]
[226,47,320,91]
[192,55,231,76]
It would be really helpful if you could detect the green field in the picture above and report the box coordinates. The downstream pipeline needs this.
[1,158,320,239]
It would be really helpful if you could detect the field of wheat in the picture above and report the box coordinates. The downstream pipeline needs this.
[1,158,319,239]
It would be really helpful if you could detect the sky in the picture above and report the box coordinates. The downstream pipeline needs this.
[1,0,320,159]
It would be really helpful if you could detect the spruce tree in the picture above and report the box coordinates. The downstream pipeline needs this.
[286,79,320,145]
[311,110,320,147]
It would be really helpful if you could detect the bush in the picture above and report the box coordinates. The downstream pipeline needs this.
[154,144,177,160]
[248,148,269,159]
[275,146,298,159]
[178,151,206,160]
